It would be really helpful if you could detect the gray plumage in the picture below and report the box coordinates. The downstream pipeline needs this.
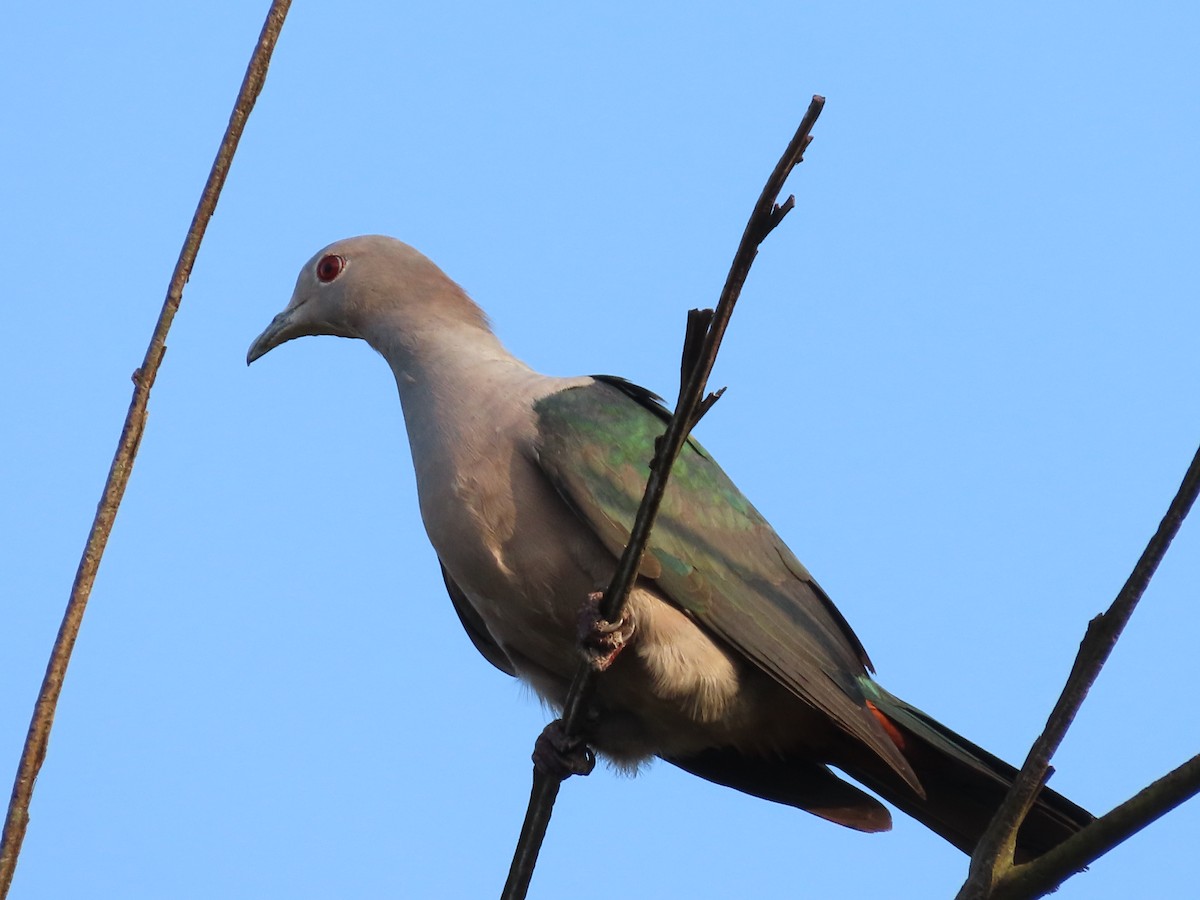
[248,235,1091,856]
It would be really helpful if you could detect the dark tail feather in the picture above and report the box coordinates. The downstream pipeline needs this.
[667,748,894,834]
[851,687,1093,859]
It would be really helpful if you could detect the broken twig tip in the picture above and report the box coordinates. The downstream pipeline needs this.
[692,387,726,426]
[768,196,796,229]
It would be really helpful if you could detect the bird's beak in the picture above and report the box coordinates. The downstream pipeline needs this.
[247,307,303,365]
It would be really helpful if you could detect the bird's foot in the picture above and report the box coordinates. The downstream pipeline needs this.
[578,591,636,672]
[533,719,596,780]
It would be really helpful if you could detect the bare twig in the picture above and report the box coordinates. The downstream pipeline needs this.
[994,751,1200,900]
[500,95,826,900]
[957,440,1200,900]
[0,3,292,896]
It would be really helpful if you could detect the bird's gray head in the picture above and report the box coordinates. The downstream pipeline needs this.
[247,235,488,365]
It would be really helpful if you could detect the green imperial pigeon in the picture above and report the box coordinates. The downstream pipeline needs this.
[248,235,1091,858]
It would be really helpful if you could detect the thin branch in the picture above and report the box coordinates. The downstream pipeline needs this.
[993,751,1200,900]
[0,3,292,896]
[957,439,1200,900]
[500,95,826,900]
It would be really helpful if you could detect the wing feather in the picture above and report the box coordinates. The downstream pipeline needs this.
[534,379,914,783]
[439,560,517,677]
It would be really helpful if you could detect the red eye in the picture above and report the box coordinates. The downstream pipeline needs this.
[316,254,346,283]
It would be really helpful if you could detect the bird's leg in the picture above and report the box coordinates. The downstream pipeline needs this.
[532,594,633,781]
[577,590,636,672]
[532,719,596,779]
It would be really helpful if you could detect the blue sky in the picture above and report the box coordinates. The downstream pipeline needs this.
[3,3,1197,898]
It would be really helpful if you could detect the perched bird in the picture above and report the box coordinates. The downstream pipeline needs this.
[248,235,1091,858]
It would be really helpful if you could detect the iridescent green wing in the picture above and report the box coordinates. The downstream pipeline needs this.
[534,378,913,783]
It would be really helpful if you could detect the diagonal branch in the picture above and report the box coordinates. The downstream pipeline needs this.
[500,95,826,900]
[0,3,292,897]
[994,750,1200,899]
[957,439,1200,899]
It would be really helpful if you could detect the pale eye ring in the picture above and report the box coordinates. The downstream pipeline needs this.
[316,254,346,283]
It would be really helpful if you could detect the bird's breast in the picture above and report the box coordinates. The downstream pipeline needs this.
[413,424,610,678]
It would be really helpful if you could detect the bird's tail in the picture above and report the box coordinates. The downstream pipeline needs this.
[848,684,1093,859]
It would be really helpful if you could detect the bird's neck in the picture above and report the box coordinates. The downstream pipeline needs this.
[364,312,530,412]
[364,310,533,476]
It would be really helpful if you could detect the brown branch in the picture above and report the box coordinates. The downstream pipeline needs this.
[500,95,826,900]
[993,751,1200,900]
[0,3,292,896]
[957,439,1200,900]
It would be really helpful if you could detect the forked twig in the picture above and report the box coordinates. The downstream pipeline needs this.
[957,441,1200,899]
[996,750,1200,900]
[500,95,826,900]
[0,3,292,896]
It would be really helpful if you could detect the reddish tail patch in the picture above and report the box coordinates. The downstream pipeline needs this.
[865,700,907,751]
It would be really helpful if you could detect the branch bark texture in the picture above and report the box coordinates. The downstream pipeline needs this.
[0,3,292,896]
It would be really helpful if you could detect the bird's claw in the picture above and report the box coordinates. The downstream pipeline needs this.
[533,719,596,781]
[578,591,635,671]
